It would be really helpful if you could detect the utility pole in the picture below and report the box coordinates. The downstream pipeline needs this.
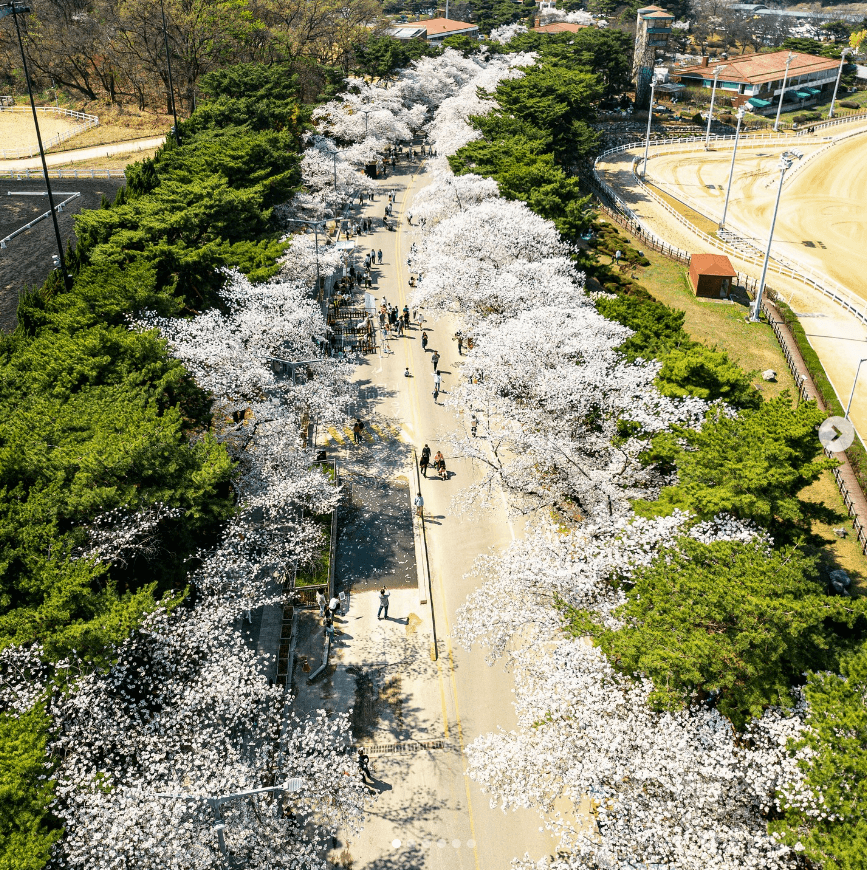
[773,52,794,133]
[160,0,180,145]
[720,105,746,231]
[750,151,799,322]
[1,2,71,291]
[828,47,853,119]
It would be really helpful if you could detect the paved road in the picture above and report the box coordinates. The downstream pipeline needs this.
[293,158,557,870]
[0,135,165,170]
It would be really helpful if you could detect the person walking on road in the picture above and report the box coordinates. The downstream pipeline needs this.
[431,350,440,372]
[316,590,326,617]
[470,412,478,437]
[329,595,342,618]
[414,492,424,518]
[420,444,431,478]
[377,249,382,264]
[421,331,429,351]
[358,749,373,783]
[433,371,442,391]
[457,334,463,355]
[432,384,439,405]
[378,588,390,619]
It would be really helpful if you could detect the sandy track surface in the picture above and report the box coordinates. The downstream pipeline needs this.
[0,111,85,156]
[597,140,867,443]
[645,129,867,305]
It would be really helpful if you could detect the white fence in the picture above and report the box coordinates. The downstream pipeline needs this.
[0,106,99,159]
[0,167,125,180]
[0,191,81,250]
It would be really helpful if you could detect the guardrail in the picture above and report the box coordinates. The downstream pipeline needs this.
[0,167,126,179]
[0,191,80,250]
[0,106,99,159]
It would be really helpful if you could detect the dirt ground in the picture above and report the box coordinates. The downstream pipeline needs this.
[0,110,87,156]
[0,177,125,331]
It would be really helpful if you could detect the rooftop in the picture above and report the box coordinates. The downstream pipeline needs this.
[416,17,479,35]
[533,21,589,32]
[677,51,840,85]
[691,253,737,277]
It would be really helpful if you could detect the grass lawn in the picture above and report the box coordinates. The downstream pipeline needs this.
[614,240,867,593]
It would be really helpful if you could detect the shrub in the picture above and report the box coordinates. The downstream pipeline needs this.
[794,112,822,123]
[839,100,860,109]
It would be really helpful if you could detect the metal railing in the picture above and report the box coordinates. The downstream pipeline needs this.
[0,106,99,159]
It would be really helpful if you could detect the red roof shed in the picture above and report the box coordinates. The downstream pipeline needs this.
[689,253,737,298]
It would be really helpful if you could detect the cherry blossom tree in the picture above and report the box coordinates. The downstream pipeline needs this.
[48,600,366,870]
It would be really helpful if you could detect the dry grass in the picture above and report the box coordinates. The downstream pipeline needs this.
[50,148,160,173]
[44,104,172,153]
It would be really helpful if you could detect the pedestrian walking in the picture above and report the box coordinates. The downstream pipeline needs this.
[433,371,441,390]
[316,590,326,617]
[470,412,478,437]
[398,318,405,335]
[358,749,373,783]
[377,588,390,619]
[352,420,362,444]
[432,384,440,404]
[457,334,463,355]
[377,249,383,263]
[370,248,375,261]
[407,212,413,225]
[431,350,440,372]
[414,492,424,518]
[329,595,342,617]
[421,331,429,351]
[420,444,431,477]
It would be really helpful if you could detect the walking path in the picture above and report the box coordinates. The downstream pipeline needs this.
[290,158,559,869]
[0,135,164,170]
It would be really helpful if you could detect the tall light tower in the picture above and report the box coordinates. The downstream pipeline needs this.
[773,52,794,133]
[828,47,853,119]
[720,105,746,231]
[160,0,180,144]
[641,75,658,178]
[704,64,725,149]
[1,2,72,291]
[750,151,800,322]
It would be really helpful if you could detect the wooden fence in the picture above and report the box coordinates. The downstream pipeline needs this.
[0,106,99,159]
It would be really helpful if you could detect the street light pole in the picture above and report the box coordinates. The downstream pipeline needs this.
[720,105,746,231]
[773,51,794,133]
[845,358,867,419]
[641,76,657,178]
[828,47,853,119]
[750,152,797,322]
[1,2,71,291]
[160,0,180,145]
[705,64,724,148]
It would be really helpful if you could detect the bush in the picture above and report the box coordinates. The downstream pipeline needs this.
[839,100,860,109]
[656,344,761,409]
[690,111,703,124]
[794,112,822,123]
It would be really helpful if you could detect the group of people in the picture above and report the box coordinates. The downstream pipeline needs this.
[315,590,345,638]
[419,443,447,480]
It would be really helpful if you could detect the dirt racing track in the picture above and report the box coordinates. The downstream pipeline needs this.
[595,123,867,441]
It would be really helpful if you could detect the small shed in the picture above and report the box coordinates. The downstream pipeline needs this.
[689,253,737,298]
